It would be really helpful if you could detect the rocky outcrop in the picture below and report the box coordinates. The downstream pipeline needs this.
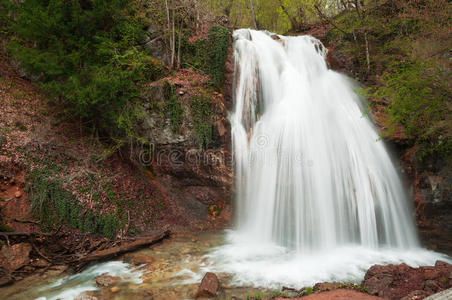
[0,243,32,272]
[401,149,452,255]
[131,67,233,228]
[361,261,452,299]
[196,272,219,298]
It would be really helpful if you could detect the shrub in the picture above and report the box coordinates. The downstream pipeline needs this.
[206,25,229,87]
[6,0,157,134]
[372,59,451,158]
[26,168,123,239]
[184,25,229,88]
[163,81,184,133]
[191,94,213,147]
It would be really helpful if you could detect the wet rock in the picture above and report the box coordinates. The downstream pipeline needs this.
[0,243,32,271]
[95,273,120,287]
[196,272,219,298]
[313,281,342,291]
[131,254,155,266]
[362,262,452,299]
[110,286,120,293]
[75,294,98,300]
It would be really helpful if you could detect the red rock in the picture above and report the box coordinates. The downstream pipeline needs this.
[280,289,383,300]
[400,290,430,300]
[435,260,450,267]
[424,279,440,293]
[362,262,452,299]
[196,272,219,298]
[0,243,32,271]
[14,191,21,198]
[313,282,342,291]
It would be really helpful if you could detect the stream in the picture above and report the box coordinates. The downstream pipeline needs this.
[1,230,449,300]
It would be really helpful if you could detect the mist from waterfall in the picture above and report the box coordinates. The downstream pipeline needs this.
[201,29,449,288]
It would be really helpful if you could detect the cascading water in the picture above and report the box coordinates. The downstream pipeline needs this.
[202,29,448,288]
[231,29,417,250]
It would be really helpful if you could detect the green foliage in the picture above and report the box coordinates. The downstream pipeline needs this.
[142,56,168,81]
[184,25,229,88]
[0,222,14,232]
[163,81,184,133]
[372,59,451,158]
[304,287,313,295]
[206,25,229,87]
[26,167,123,239]
[6,0,164,134]
[191,93,213,148]
[330,0,452,160]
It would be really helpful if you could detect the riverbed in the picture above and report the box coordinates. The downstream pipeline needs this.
[2,230,449,300]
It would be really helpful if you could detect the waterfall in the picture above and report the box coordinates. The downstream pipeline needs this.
[202,29,448,288]
[231,29,418,251]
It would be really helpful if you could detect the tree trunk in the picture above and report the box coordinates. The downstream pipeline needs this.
[177,22,182,69]
[249,0,258,29]
[165,0,173,68]
[364,31,370,72]
[171,5,176,68]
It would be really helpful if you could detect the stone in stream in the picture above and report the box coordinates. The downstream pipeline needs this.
[95,273,120,287]
[0,243,32,271]
[130,254,155,266]
[196,272,219,298]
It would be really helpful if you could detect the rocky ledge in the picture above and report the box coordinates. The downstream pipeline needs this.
[362,261,452,300]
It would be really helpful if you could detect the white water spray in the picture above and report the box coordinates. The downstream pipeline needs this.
[202,29,449,287]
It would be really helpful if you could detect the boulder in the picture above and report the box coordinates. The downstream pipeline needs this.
[362,261,452,299]
[0,243,32,271]
[95,273,120,287]
[196,272,219,298]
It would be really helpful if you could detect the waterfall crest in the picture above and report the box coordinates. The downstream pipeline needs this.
[230,29,418,251]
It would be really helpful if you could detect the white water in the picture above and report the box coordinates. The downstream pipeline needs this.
[203,29,450,287]
[33,261,145,300]
[232,29,416,251]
